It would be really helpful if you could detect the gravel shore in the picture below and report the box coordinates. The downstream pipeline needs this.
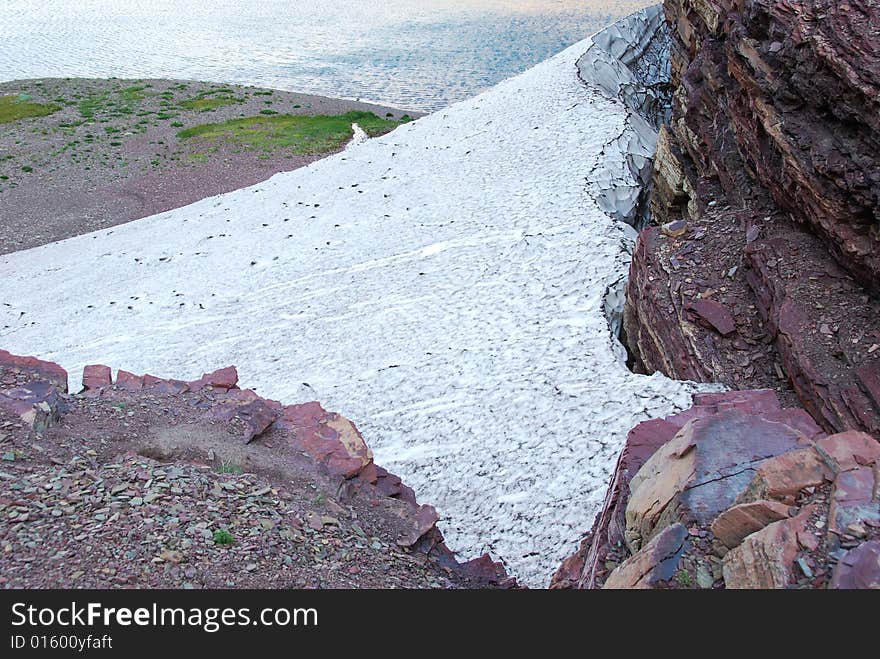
[0,78,415,254]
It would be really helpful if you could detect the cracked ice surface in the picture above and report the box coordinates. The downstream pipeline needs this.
[0,37,706,585]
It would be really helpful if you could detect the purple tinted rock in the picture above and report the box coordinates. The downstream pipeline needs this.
[830,541,880,589]
[686,299,737,337]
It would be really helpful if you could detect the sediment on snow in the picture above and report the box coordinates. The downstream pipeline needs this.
[560,0,880,589]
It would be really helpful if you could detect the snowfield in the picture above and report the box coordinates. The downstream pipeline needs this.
[0,36,708,585]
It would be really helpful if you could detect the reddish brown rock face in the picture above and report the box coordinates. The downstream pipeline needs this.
[722,506,814,589]
[554,390,880,589]
[624,0,880,436]
[663,0,880,287]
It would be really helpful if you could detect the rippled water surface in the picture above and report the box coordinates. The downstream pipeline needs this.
[0,1,651,111]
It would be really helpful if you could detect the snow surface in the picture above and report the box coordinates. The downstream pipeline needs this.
[0,35,710,585]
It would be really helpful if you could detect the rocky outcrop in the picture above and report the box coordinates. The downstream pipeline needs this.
[622,0,880,436]
[0,348,514,588]
[553,390,880,589]
[661,0,880,286]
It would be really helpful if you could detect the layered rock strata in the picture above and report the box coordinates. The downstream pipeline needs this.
[623,0,880,435]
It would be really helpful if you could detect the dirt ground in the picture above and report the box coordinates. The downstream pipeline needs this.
[0,356,506,589]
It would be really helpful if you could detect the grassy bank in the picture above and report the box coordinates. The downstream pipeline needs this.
[0,77,418,254]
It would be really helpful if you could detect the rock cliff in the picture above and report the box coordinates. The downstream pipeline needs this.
[560,1,880,589]
[624,0,880,436]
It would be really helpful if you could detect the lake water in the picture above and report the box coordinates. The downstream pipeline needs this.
[0,0,652,111]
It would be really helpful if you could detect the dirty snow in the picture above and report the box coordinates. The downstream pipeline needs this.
[0,36,708,585]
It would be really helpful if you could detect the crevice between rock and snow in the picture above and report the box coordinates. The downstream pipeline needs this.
[578,4,671,229]
[0,8,711,586]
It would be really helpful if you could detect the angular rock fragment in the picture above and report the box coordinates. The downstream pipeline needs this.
[722,507,813,589]
[830,541,880,590]
[740,447,833,503]
[82,364,112,390]
[710,500,791,550]
[685,299,736,337]
[603,523,690,589]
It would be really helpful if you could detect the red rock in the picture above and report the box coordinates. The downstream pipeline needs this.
[397,504,440,547]
[628,0,880,438]
[372,466,416,504]
[0,349,68,392]
[460,553,513,586]
[281,402,373,479]
[551,540,588,589]
[115,370,143,391]
[856,364,880,411]
[797,530,819,552]
[236,399,279,444]
[686,299,736,337]
[82,365,112,390]
[828,467,880,537]
[203,366,238,389]
[603,523,690,589]
[625,409,807,551]
[742,447,833,503]
[815,431,880,473]
[570,412,687,588]
[830,541,880,589]
[558,390,816,588]
[722,506,814,589]
[710,500,792,549]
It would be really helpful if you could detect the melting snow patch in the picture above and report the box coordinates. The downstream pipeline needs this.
[0,32,711,585]
[346,122,369,149]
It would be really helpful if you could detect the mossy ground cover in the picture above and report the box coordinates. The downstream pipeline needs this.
[178,111,411,155]
[180,95,242,112]
[0,95,60,123]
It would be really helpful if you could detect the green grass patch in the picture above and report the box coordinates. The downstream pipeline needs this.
[217,461,243,474]
[177,111,406,154]
[79,90,140,120]
[78,93,107,119]
[0,95,61,123]
[120,85,148,101]
[180,95,240,112]
[212,529,235,545]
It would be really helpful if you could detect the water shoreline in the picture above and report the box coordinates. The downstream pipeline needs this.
[0,77,417,254]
